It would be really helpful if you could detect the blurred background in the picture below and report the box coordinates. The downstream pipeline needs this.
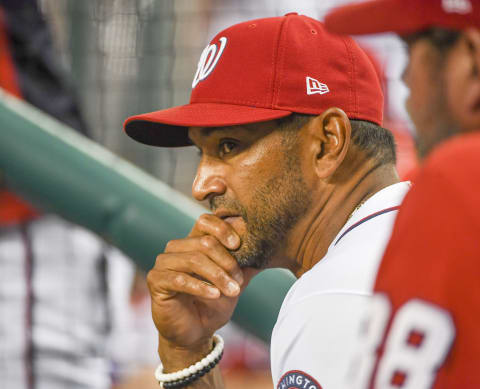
[39,0,416,193]
[0,1,418,389]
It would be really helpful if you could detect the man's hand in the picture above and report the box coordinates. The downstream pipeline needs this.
[147,214,258,372]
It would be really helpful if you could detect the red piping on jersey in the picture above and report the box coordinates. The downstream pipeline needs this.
[334,206,400,246]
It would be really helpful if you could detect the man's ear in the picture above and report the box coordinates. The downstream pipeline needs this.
[459,28,480,128]
[307,107,351,179]
[464,28,480,75]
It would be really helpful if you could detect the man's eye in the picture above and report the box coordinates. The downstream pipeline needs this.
[219,141,236,155]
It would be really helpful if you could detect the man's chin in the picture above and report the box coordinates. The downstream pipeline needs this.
[231,249,269,270]
[233,255,264,269]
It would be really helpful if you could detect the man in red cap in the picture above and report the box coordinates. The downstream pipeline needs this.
[125,14,410,389]
[325,1,480,387]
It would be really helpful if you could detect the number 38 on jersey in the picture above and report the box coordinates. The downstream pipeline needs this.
[347,294,456,389]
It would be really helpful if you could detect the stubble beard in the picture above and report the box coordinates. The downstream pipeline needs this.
[211,147,312,269]
[414,60,460,159]
[415,91,460,159]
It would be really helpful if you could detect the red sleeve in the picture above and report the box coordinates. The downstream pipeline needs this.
[0,8,21,98]
[0,7,38,225]
[372,134,480,388]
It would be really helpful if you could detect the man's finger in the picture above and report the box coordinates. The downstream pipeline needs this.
[189,213,240,250]
[164,236,243,285]
[155,252,241,297]
[148,269,221,300]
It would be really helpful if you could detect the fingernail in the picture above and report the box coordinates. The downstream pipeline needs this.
[233,272,244,285]
[207,287,220,298]
[227,281,240,295]
[227,235,239,249]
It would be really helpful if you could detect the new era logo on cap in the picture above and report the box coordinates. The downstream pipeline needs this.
[306,76,329,95]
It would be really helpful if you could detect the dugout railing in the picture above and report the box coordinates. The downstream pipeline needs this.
[0,89,296,344]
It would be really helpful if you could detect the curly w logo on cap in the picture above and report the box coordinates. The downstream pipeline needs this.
[192,37,228,88]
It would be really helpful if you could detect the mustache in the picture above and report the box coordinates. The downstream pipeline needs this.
[210,196,247,220]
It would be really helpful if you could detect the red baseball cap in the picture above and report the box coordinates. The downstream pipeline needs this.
[325,0,480,36]
[124,13,383,147]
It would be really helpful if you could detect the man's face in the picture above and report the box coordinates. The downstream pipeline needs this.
[188,121,312,269]
[403,37,460,159]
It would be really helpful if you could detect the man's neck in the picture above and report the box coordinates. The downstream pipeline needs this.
[282,162,400,277]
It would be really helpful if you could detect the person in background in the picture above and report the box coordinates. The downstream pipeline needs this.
[325,0,480,387]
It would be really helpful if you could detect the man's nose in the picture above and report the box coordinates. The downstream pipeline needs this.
[192,160,227,202]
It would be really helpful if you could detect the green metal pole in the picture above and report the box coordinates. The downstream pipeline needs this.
[0,90,296,342]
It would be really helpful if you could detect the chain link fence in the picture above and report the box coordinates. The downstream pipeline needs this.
[39,0,410,196]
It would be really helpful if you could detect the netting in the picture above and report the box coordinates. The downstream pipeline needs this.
[40,0,411,195]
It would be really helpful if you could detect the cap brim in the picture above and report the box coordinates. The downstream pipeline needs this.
[124,103,292,147]
[325,0,425,36]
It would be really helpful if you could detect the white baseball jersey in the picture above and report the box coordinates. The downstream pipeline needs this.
[271,182,410,389]
[0,215,133,389]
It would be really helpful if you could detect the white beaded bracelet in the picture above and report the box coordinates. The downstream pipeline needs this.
[155,334,224,388]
